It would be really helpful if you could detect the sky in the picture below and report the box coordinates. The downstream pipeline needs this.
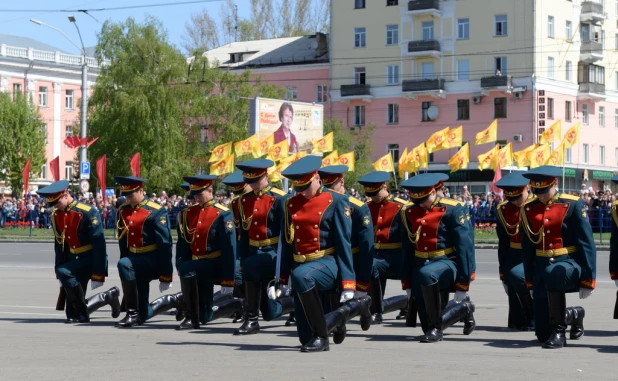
[0,0,252,55]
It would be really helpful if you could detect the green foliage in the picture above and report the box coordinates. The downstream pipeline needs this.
[0,92,45,197]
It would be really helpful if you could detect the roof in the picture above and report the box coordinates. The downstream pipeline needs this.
[202,33,329,69]
[0,34,69,53]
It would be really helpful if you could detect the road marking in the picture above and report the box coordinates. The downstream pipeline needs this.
[0,311,63,317]
[0,253,22,256]
[0,265,53,269]
[0,305,55,309]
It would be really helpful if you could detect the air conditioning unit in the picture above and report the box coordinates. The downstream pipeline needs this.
[472,96,482,104]
[514,91,524,100]
[513,134,523,142]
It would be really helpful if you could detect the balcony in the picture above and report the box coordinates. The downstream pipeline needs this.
[580,41,603,63]
[340,84,373,102]
[580,1,606,24]
[481,75,512,89]
[405,0,441,17]
[406,40,441,58]
[401,78,445,99]
[577,82,605,101]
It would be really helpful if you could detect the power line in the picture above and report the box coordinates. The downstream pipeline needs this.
[0,0,224,13]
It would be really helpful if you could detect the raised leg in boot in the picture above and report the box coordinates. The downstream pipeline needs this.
[298,287,330,353]
[87,287,121,318]
[567,306,585,340]
[177,277,200,330]
[543,291,568,349]
[211,298,244,322]
[234,280,260,335]
[115,279,141,328]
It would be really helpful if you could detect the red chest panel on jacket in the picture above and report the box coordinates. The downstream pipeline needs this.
[121,207,152,248]
[369,199,403,244]
[501,202,522,244]
[186,205,220,253]
[524,202,569,250]
[55,209,84,248]
[242,193,276,241]
[405,206,446,252]
[288,192,333,255]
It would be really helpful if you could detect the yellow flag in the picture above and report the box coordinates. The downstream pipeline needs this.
[321,150,339,167]
[562,123,580,149]
[234,135,258,157]
[448,143,470,173]
[540,120,562,144]
[408,142,428,172]
[252,134,274,158]
[477,144,499,171]
[491,143,513,170]
[372,153,394,172]
[210,154,235,176]
[546,143,565,166]
[513,144,537,168]
[397,147,409,177]
[441,126,463,149]
[475,120,498,145]
[294,151,307,161]
[209,142,233,163]
[311,132,334,154]
[266,139,289,162]
[426,127,450,153]
[336,151,355,171]
[528,144,551,169]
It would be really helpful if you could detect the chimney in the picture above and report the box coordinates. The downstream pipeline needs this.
[315,32,328,58]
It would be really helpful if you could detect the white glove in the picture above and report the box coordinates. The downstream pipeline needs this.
[502,283,508,295]
[614,280,618,289]
[530,289,534,298]
[220,286,234,296]
[91,281,104,291]
[159,282,172,293]
[579,288,594,299]
[340,290,355,303]
[355,290,367,299]
[405,289,411,298]
[58,279,63,288]
[454,291,468,302]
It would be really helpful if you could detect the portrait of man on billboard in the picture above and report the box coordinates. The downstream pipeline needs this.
[273,102,298,153]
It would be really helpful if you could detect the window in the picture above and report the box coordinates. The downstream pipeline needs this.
[548,16,554,38]
[616,148,618,166]
[422,101,434,122]
[421,62,434,80]
[354,27,366,48]
[354,105,365,126]
[354,67,366,84]
[600,145,606,165]
[65,125,74,137]
[200,125,208,146]
[387,65,399,85]
[578,63,605,84]
[565,147,572,163]
[582,104,589,124]
[387,104,399,124]
[422,21,434,40]
[566,21,572,39]
[13,83,22,94]
[581,24,590,41]
[616,72,618,89]
[600,106,605,127]
[457,18,470,39]
[494,56,507,75]
[615,34,618,50]
[38,86,48,107]
[566,61,572,81]
[583,144,589,163]
[65,161,74,180]
[285,86,297,101]
[354,0,365,9]
[494,97,507,118]
[65,90,74,109]
[386,0,398,5]
[495,15,508,36]
[316,85,328,103]
[457,99,470,120]
[40,124,48,145]
[386,25,399,45]
[548,98,554,119]
[457,60,470,80]
[387,144,400,163]
[41,164,47,180]
[548,57,554,78]
[565,101,572,122]
[615,108,618,128]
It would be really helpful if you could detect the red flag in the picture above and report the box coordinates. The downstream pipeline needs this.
[130,153,140,177]
[86,137,99,147]
[50,156,60,181]
[96,155,107,207]
[490,164,503,196]
[22,157,31,197]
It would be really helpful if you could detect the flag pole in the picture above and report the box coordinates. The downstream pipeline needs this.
[562,144,565,191]
[392,168,398,190]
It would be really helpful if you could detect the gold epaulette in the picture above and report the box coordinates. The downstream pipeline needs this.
[348,196,364,207]
[522,196,537,206]
[498,200,509,208]
[559,194,580,201]
[75,203,91,212]
[146,201,162,210]
[214,203,229,211]
[270,187,287,196]
[438,198,459,207]
[394,197,410,205]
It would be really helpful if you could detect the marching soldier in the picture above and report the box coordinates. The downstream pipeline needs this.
[114,176,181,327]
[175,175,243,330]
[610,175,618,302]
[400,173,476,343]
[358,171,409,323]
[233,160,295,335]
[520,166,596,349]
[37,180,120,323]
[495,173,534,330]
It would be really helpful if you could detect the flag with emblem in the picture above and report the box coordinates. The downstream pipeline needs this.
[266,139,289,162]
[252,134,274,158]
[372,152,394,172]
[336,151,355,171]
[546,143,565,166]
[540,120,561,144]
[210,153,235,176]
[448,143,469,173]
[491,143,513,170]
[234,135,258,157]
[528,144,550,169]
[426,126,450,153]
[311,132,334,153]
[407,142,428,173]
[562,123,580,149]
[441,126,463,149]
[475,119,498,145]
[321,150,339,167]
[477,144,499,171]
[513,144,537,168]
[209,142,233,163]
[269,154,298,182]
[397,147,409,177]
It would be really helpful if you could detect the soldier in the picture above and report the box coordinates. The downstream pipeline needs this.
[37,180,120,323]
[233,160,295,335]
[495,173,534,330]
[278,156,361,352]
[610,175,618,299]
[114,176,181,327]
[357,171,409,324]
[520,166,596,349]
[175,175,243,330]
[400,173,476,343]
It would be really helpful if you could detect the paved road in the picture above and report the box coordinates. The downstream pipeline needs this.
[0,243,616,380]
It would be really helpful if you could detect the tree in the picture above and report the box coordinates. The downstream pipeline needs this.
[0,92,45,197]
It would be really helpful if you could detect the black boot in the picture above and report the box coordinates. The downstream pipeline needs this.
[543,291,567,349]
[150,292,182,317]
[516,292,535,331]
[440,300,476,335]
[567,306,585,340]
[232,284,245,323]
[420,282,442,343]
[234,281,260,335]
[279,296,296,326]
[298,287,330,353]
[383,295,409,315]
[64,285,89,323]
[115,279,141,327]
[212,290,233,304]
[326,293,345,344]
[462,301,476,335]
[369,276,383,324]
[177,277,200,330]
[86,287,121,318]
[174,294,186,322]
[212,298,244,322]
[119,296,126,313]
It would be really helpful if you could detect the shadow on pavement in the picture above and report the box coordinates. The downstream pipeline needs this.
[157,341,297,352]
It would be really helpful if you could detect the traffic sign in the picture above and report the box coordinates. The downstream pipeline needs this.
[79,180,90,193]
[80,161,91,180]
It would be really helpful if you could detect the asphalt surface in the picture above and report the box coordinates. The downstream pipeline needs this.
[0,243,616,380]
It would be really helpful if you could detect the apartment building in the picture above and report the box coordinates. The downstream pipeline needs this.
[330,0,618,192]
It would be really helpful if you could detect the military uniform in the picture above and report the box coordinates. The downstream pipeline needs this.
[401,173,476,343]
[114,176,180,327]
[38,180,120,323]
[520,166,596,348]
[609,175,618,288]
